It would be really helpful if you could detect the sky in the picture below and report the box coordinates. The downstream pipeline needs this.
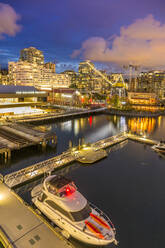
[0,0,165,72]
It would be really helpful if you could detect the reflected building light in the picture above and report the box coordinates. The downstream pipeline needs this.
[61,120,72,132]
[80,118,85,129]
[127,117,156,134]
[85,122,117,143]
[120,117,127,131]
[74,120,80,136]
[158,116,162,127]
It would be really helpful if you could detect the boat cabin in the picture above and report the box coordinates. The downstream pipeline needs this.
[45,175,77,197]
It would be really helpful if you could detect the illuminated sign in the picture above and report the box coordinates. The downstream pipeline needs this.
[16,91,46,94]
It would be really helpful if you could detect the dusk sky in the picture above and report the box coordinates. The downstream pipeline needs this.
[1,0,165,72]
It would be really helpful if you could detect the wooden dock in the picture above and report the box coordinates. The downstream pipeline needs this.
[127,133,158,145]
[0,182,73,248]
[0,123,56,160]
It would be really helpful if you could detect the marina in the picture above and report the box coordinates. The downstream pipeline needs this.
[0,114,164,248]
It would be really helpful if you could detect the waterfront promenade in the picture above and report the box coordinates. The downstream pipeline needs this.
[104,108,165,117]
[0,182,73,248]
[7,107,107,124]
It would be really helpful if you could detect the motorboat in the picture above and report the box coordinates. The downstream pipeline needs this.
[152,141,165,153]
[31,175,117,246]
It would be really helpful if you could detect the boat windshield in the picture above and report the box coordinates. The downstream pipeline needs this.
[70,203,91,222]
[46,182,77,197]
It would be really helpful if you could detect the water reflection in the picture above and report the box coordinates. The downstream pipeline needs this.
[127,117,157,135]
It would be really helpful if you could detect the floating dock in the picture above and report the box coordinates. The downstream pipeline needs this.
[127,133,158,145]
[0,182,73,248]
[74,146,107,164]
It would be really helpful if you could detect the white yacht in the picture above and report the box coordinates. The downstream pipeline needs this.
[152,141,165,153]
[31,175,117,246]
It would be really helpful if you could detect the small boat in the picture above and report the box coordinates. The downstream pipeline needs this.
[152,141,165,153]
[31,175,117,246]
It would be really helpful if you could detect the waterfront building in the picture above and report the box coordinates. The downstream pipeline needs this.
[0,85,47,117]
[127,92,157,105]
[20,47,44,65]
[137,71,165,100]
[48,88,81,105]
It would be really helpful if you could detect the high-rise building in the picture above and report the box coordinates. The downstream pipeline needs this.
[137,71,165,99]
[78,61,94,74]
[44,62,56,73]
[8,61,70,90]
[9,61,41,86]
[20,47,44,65]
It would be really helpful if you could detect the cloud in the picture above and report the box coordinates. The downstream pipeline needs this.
[71,15,165,67]
[0,3,21,39]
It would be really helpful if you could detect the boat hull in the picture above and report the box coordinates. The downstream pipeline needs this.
[32,197,115,246]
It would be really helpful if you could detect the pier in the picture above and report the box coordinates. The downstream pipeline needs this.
[7,107,107,124]
[0,182,73,248]
[0,123,56,160]
[127,133,158,145]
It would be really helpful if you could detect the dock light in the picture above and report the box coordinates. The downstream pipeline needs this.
[0,194,4,201]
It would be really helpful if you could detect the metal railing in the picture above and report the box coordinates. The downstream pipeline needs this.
[4,153,75,188]
[89,202,116,232]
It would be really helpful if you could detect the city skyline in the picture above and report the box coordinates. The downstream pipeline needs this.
[1,0,165,72]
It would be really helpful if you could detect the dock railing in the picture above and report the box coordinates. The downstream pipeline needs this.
[89,202,116,232]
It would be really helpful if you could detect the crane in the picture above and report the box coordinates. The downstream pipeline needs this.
[85,60,127,89]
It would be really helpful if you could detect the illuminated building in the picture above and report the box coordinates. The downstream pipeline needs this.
[8,61,70,90]
[79,61,95,74]
[49,88,81,105]
[0,85,47,106]
[9,61,41,86]
[44,62,56,73]
[78,61,109,91]
[61,70,78,88]
[0,69,9,85]
[137,71,165,99]
[20,47,44,65]
[128,92,157,105]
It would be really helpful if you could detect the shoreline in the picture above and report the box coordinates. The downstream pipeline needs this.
[104,108,165,117]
